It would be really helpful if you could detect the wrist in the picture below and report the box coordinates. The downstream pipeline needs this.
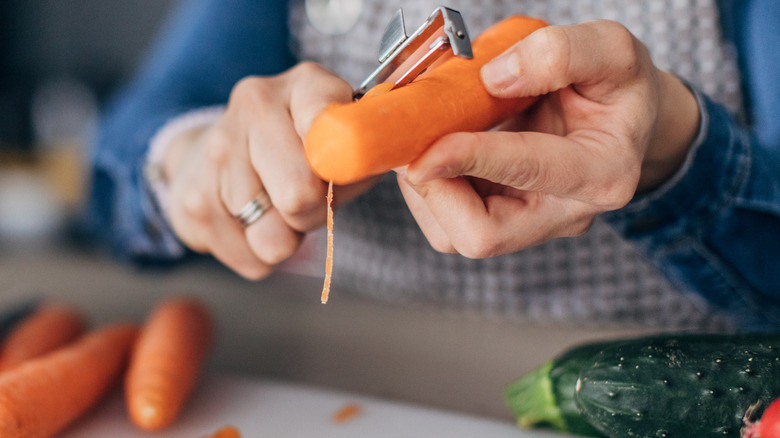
[144,106,224,218]
[638,72,700,193]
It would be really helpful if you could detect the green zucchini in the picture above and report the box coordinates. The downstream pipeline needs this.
[575,333,780,438]
[505,333,780,438]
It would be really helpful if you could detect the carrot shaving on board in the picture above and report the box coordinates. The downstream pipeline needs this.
[201,425,242,438]
[321,180,334,304]
[332,403,362,424]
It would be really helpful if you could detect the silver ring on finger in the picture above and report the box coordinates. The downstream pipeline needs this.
[235,191,272,228]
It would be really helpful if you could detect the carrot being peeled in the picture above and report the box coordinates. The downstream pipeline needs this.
[0,323,139,438]
[304,16,548,185]
[0,302,86,373]
[125,296,214,431]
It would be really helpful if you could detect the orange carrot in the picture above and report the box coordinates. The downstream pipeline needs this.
[321,180,334,304]
[201,425,242,438]
[125,296,214,431]
[0,303,86,373]
[0,323,139,438]
[305,16,548,185]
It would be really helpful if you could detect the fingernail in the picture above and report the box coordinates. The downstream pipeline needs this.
[482,52,519,91]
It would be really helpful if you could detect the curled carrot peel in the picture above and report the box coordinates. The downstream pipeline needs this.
[0,303,86,373]
[321,180,334,304]
[0,323,139,438]
[125,297,214,431]
[305,16,548,185]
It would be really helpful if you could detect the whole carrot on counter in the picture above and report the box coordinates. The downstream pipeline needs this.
[0,323,139,438]
[0,302,86,373]
[125,296,214,431]
[304,15,548,185]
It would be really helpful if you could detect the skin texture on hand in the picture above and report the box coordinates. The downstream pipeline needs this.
[161,63,375,279]
[398,20,700,258]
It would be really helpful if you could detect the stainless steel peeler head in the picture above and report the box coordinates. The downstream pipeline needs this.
[353,7,472,99]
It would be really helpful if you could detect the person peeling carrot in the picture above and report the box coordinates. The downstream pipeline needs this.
[87,0,779,332]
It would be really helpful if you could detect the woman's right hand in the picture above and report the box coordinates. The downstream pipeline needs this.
[160,63,375,280]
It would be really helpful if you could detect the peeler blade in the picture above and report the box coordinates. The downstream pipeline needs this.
[354,7,472,99]
[377,9,407,63]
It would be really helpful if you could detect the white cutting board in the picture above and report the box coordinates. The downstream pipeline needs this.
[63,374,580,437]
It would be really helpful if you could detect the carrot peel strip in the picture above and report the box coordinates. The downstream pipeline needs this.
[321,180,334,304]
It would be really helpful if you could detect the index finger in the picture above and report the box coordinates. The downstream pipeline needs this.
[406,130,638,209]
[481,20,653,99]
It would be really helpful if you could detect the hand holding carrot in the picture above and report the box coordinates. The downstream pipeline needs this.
[397,20,700,257]
[160,64,375,280]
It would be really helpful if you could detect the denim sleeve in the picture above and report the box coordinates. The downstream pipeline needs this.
[603,90,780,331]
[603,0,780,331]
[86,0,295,264]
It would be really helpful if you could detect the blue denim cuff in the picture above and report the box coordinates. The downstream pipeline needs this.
[603,87,749,246]
[601,89,780,330]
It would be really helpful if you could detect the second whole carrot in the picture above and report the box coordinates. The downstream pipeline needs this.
[0,302,86,373]
[304,15,548,185]
[0,323,139,438]
[125,296,214,431]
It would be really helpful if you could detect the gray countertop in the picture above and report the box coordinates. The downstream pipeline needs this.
[0,242,653,420]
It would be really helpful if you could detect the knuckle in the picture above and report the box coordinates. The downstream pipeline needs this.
[230,76,275,111]
[253,236,299,266]
[610,182,638,209]
[203,128,233,165]
[504,142,544,189]
[246,226,302,266]
[180,187,212,221]
[600,21,644,73]
[566,217,595,238]
[272,181,323,220]
[237,263,273,281]
[601,166,641,209]
[264,244,297,266]
[533,27,572,87]
[454,234,502,259]
[428,237,456,255]
[289,61,325,78]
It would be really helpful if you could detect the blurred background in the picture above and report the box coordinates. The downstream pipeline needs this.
[0,0,176,247]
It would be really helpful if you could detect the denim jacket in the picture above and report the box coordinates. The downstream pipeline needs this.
[87,0,780,330]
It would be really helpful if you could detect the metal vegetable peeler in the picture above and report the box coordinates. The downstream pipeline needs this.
[353,6,473,99]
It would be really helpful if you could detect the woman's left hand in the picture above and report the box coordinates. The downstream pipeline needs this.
[396,20,700,257]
